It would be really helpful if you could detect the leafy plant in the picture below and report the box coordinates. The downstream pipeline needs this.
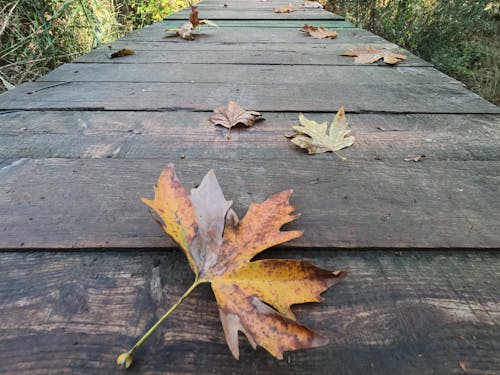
[327,0,499,103]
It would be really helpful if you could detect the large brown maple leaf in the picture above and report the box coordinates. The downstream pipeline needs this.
[118,164,346,365]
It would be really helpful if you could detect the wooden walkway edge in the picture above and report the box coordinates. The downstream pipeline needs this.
[0,0,499,373]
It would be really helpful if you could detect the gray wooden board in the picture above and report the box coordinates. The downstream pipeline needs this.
[169,9,342,20]
[1,111,499,161]
[0,250,499,373]
[119,26,380,43]
[2,78,498,114]
[179,1,330,10]
[157,20,354,28]
[1,158,499,249]
[42,63,446,85]
[86,39,401,53]
[76,46,429,66]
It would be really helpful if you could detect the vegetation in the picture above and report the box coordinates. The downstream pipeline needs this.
[0,0,188,91]
[1,0,498,104]
[327,0,499,104]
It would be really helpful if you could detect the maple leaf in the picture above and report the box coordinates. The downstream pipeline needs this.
[273,5,294,13]
[301,24,337,39]
[341,46,407,65]
[209,101,262,138]
[288,107,354,159]
[117,165,346,366]
[110,48,134,58]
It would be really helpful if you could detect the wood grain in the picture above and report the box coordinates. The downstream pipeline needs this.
[1,157,499,249]
[0,250,498,374]
[1,111,499,161]
[76,45,429,66]
[2,79,498,113]
[169,8,342,20]
[41,63,451,85]
[118,25,395,43]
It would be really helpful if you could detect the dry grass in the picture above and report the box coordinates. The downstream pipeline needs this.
[0,0,187,92]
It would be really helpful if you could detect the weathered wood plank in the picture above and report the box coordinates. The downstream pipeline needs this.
[158,19,354,28]
[41,63,445,85]
[75,47,430,66]
[1,158,499,249]
[119,25,381,43]
[1,111,499,161]
[169,9,342,20]
[2,78,498,114]
[0,250,499,374]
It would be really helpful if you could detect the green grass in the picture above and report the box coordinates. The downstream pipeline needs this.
[327,0,499,104]
[0,0,188,91]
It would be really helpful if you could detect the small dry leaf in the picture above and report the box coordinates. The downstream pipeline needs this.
[458,360,467,372]
[110,48,135,58]
[299,1,323,8]
[142,164,347,359]
[404,154,426,162]
[189,1,200,28]
[289,107,354,158]
[273,6,294,13]
[165,3,217,40]
[341,46,407,65]
[209,101,262,130]
[301,24,337,39]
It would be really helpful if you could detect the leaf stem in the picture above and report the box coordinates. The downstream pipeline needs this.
[117,278,200,368]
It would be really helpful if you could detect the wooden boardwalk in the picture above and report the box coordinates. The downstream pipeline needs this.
[0,0,499,373]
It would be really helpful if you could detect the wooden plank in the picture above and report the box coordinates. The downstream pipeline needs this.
[0,250,499,374]
[168,9,342,20]
[1,158,499,249]
[42,63,446,84]
[158,20,354,28]
[75,46,429,66]
[1,111,499,161]
[2,78,498,114]
[119,25,380,43]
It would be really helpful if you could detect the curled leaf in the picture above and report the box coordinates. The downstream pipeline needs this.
[404,154,426,162]
[110,48,135,58]
[189,1,200,28]
[289,107,354,158]
[341,46,407,65]
[273,6,294,13]
[299,1,323,8]
[209,101,262,130]
[301,24,337,39]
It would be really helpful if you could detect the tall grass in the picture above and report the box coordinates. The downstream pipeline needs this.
[328,0,499,104]
[0,0,188,91]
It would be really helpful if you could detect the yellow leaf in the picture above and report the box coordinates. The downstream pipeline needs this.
[137,165,347,360]
[290,107,355,157]
[341,46,407,65]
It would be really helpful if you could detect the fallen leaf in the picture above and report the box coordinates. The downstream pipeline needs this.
[299,1,323,8]
[341,46,407,65]
[165,3,217,40]
[404,154,426,162]
[189,1,200,28]
[140,164,346,360]
[209,101,262,131]
[110,48,135,58]
[458,360,467,372]
[274,6,294,13]
[289,107,354,158]
[301,24,337,39]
